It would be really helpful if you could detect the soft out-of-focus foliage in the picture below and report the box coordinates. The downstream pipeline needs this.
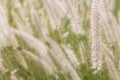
[0,0,120,80]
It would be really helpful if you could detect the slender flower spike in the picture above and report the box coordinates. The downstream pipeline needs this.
[90,0,102,73]
[61,44,80,67]
[105,54,120,80]
[0,4,19,50]
[63,0,84,34]
[98,0,115,44]
[0,5,8,25]
[46,37,81,80]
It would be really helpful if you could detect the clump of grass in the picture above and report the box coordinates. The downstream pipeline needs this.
[0,0,120,80]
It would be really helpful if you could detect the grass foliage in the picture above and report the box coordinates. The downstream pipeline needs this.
[0,0,120,80]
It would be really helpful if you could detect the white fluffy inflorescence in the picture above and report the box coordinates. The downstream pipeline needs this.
[0,5,7,25]
[90,0,102,73]
[63,0,84,35]
[46,37,81,80]
[61,44,80,67]
[0,5,18,50]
